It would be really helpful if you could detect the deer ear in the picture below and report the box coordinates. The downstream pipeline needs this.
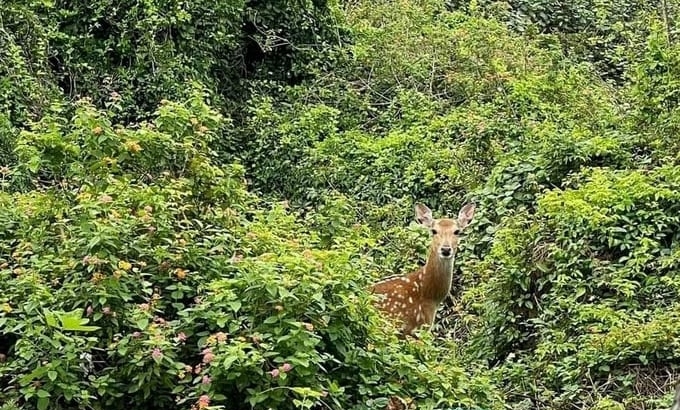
[415,203,433,227]
[457,203,476,230]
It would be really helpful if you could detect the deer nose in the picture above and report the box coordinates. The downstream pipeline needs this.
[440,246,452,257]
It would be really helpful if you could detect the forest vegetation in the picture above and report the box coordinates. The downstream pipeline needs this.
[1,0,680,409]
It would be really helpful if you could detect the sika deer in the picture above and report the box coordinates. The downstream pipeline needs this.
[371,203,476,335]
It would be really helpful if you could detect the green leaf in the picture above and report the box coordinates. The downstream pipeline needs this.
[263,316,278,324]
[60,313,100,332]
[28,156,41,173]
[45,309,101,332]
[228,300,241,312]
[136,318,149,330]
[19,366,49,386]
[248,393,267,406]
[265,282,278,297]
[37,397,49,410]
[44,310,58,327]
[47,371,58,381]
[291,387,322,397]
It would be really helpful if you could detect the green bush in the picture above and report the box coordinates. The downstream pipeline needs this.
[464,0,658,81]
[461,166,680,408]
[0,0,346,128]
[238,1,636,216]
[4,0,680,409]
[0,93,501,410]
[625,24,680,163]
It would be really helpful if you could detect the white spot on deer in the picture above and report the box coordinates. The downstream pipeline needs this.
[408,297,413,303]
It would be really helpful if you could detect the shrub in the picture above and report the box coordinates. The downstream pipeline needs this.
[462,166,680,408]
[625,23,680,163]
[0,0,347,128]
[238,2,634,220]
[466,0,657,82]
[0,92,502,410]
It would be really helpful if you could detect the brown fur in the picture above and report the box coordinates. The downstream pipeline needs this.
[370,203,475,335]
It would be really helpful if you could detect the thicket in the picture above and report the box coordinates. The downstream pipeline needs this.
[0,0,346,158]
[461,0,660,82]
[0,92,500,409]
[2,0,680,409]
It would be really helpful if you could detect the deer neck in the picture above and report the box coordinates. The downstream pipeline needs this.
[421,249,454,303]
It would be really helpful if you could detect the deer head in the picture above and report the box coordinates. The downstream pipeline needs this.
[415,202,476,262]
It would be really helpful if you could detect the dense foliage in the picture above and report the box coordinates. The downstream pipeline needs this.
[0,93,499,409]
[2,0,680,409]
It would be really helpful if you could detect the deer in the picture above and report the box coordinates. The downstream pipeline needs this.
[370,202,476,336]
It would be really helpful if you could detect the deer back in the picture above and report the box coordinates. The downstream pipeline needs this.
[371,268,438,335]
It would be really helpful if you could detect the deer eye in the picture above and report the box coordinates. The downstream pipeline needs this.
[453,229,461,235]
[431,229,438,235]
